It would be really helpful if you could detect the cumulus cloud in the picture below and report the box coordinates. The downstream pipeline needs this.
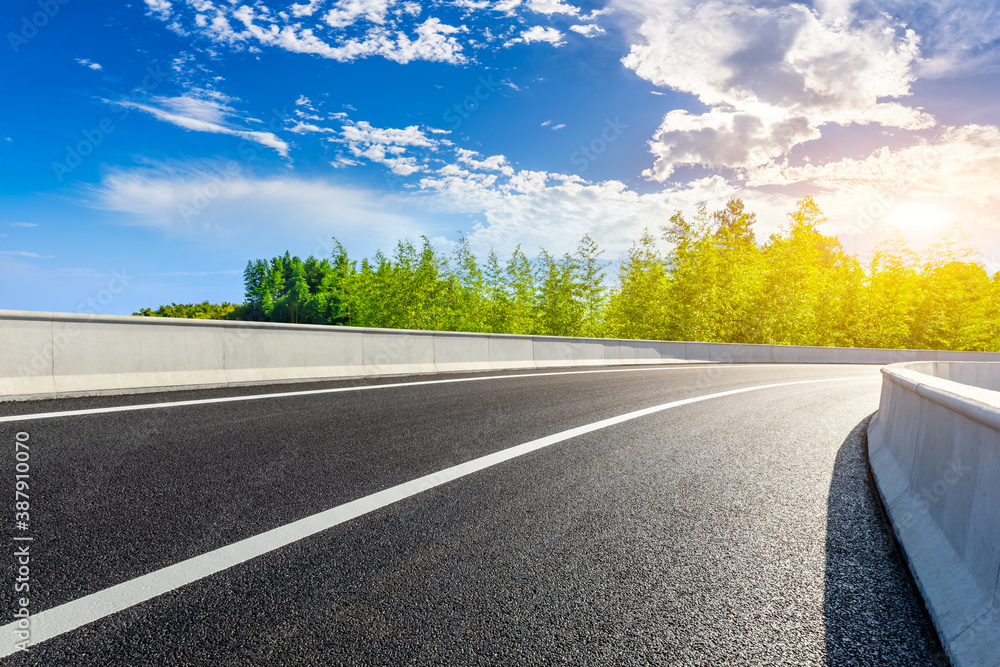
[420,168,679,257]
[76,58,103,70]
[145,1,478,65]
[275,17,468,64]
[749,125,1000,206]
[334,119,442,175]
[144,0,172,21]
[506,25,564,46]
[324,0,395,28]
[525,0,580,16]
[861,0,1000,77]
[144,0,600,65]
[619,0,933,179]
[569,24,605,37]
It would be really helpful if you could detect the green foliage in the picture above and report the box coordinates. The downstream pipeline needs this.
[134,197,1000,352]
[133,302,241,320]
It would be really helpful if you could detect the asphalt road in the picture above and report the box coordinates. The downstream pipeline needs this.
[0,364,947,665]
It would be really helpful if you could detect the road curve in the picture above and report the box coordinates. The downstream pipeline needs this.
[1,364,946,665]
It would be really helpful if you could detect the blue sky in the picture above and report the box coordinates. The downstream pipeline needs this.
[4,0,1000,314]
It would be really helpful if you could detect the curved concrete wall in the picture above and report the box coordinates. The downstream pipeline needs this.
[1,308,997,401]
[868,362,1000,667]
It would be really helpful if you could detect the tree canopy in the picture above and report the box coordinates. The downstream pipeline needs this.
[135,197,1000,352]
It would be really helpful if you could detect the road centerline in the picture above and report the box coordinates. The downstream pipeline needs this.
[1,375,877,657]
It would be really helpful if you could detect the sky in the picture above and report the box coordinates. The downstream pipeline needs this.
[4,0,1000,315]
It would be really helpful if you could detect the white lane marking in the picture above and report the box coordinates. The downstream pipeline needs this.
[0,364,861,423]
[0,375,878,656]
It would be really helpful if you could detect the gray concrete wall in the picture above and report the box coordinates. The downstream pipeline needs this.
[869,362,1000,667]
[3,308,1000,401]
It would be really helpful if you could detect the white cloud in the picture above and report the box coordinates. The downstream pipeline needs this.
[748,125,1000,206]
[569,24,605,37]
[154,2,470,65]
[525,0,580,16]
[76,58,103,70]
[453,0,491,9]
[550,123,566,130]
[619,0,933,179]
[506,25,564,46]
[334,119,441,175]
[867,0,1000,77]
[420,168,680,258]
[0,251,53,258]
[273,17,468,64]
[113,92,290,157]
[340,120,437,148]
[10,223,38,228]
[324,0,394,28]
[145,0,594,64]
[288,120,338,134]
[291,0,323,18]
[91,163,426,255]
[456,148,513,174]
[144,0,172,21]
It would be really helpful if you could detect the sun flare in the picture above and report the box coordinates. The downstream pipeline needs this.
[882,201,958,239]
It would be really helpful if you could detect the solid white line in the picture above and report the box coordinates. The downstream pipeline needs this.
[0,375,877,656]
[0,364,827,423]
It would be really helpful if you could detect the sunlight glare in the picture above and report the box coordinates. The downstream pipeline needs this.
[883,201,956,240]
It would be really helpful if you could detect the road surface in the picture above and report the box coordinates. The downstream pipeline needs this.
[1,364,946,665]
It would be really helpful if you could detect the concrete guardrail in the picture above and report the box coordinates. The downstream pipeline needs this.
[2,309,999,401]
[869,362,1000,667]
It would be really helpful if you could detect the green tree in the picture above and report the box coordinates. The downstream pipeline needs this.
[605,229,669,340]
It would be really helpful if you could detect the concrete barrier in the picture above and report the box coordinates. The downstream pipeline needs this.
[3,308,1000,401]
[868,362,1000,667]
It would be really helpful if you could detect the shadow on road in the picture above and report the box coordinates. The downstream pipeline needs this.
[823,415,949,666]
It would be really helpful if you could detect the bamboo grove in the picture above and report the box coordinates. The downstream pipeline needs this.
[135,197,1000,352]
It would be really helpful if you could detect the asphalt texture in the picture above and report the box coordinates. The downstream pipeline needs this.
[0,364,947,665]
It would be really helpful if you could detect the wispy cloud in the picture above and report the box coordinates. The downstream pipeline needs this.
[9,223,38,228]
[75,57,103,70]
[0,251,54,258]
[111,91,290,157]
[89,161,427,256]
